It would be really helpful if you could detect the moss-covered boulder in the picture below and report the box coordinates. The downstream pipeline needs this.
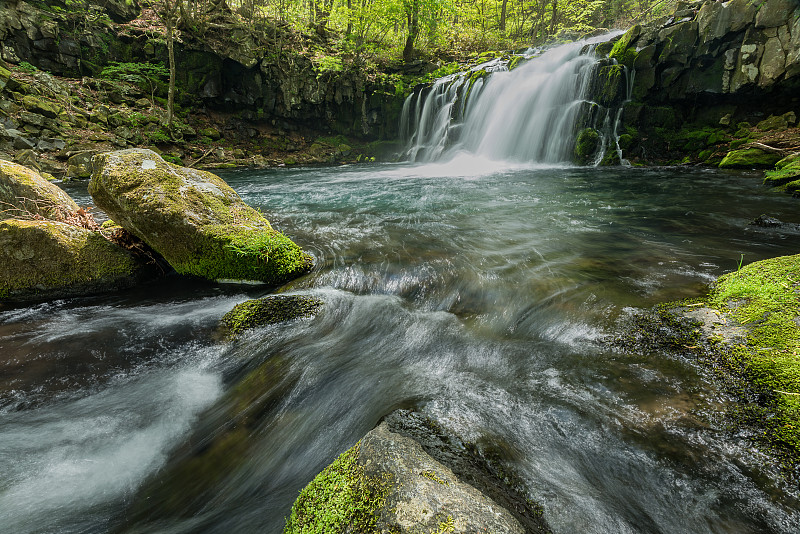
[718,148,784,168]
[220,294,323,338]
[0,219,143,300]
[0,159,79,220]
[574,128,600,165]
[285,417,549,534]
[763,153,800,187]
[89,149,313,284]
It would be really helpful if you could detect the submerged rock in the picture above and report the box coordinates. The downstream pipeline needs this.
[0,159,78,220]
[0,219,143,300]
[286,411,551,534]
[89,149,314,284]
[220,294,323,338]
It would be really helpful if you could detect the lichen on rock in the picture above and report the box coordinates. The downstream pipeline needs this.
[89,148,314,284]
[0,159,79,220]
[0,218,142,300]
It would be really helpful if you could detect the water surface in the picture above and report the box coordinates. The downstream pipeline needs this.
[2,162,799,533]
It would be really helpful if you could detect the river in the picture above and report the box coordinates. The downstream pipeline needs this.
[1,161,799,533]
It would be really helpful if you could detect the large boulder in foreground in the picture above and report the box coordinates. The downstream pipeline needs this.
[0,159,79,220]
[0,219,143,300]
[285,412,551,534]
[89,149,313,284]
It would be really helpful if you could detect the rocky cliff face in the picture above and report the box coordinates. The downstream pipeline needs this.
[589,0,800,165]
[0,0,402,140]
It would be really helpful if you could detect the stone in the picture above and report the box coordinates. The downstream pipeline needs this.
[718,147,784,168]
[219,295,323,338]
[13,149,39,170]
[728,0,758,33]
[199,127,221,140]
[697,0,732,42]
[0,159,79,221]
[19,110,46,127]
[22,95,62,119]
[285,415,549,534]
[36,137,66,151]
[756,114,788,131]
[574,128,600,164]
[755,0,796,29]
[759,36,787,86]
[0,219,142,301]
[657,21,698,65]
[89,149,314,284]
[67,150,100,179]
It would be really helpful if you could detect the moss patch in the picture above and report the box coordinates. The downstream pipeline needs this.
[0,219,141,300]
[220,295,323,338]
[90,149,314,284]
[707,255,800,465]
[283,442,392,534]
[574,128,600,165]
[718,148,783,169]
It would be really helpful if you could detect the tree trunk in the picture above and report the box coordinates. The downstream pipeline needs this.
[166,9,176,134]
[403,0,419,63]
[500,0,508,32]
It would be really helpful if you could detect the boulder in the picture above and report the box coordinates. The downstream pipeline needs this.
[67,150,100,179]
[22,95,62,119]
[285,414,550,534]
[0,159,78,220]
[718,147,784,168]
[0,219,142,300]
[87,0,141,23]
[220,294,323,338]
[89,149,314,284]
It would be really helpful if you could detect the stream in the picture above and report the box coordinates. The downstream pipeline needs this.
[1,162,800,533]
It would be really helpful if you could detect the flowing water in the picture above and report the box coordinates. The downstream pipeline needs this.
[2,162,800,533]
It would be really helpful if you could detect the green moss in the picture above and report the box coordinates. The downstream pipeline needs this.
[718,148,783,169]
[0,219,140,300]
[595,64,627,107]
[90,150,314,284]
[574,128,600,165]
[707,254,800,459]
[220,295,323,338]
[283,442,392,534]
[609,25,641,68]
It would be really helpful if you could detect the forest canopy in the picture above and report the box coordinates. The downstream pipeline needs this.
[156,0,680,65]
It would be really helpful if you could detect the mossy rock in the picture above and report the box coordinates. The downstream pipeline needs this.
[708,254,800,461]
[21,95,63,119]
[594,64,627,107]
[0,159,79,221]
[89,149,313,284]
[199,127,221,140]
[220,295,323,338]
[718,148,783,169]
[574,128,600,165]
[609,25,641,68]
[286,420,544,534]
[0,219,142,301]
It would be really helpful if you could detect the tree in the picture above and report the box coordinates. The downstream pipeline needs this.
[153,0,181,134]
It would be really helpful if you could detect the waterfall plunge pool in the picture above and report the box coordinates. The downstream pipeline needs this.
[2,162,799,533]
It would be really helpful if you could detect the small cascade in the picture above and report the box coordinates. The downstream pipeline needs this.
[401,33,629,165]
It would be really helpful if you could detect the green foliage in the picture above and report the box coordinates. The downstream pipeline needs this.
[17,61,38,73]
[101,62,169,95]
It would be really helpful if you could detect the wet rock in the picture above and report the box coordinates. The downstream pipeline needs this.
[89,149,313,284]
[220,294,323,338]
[0,159,78,220]
[749,214,783,227]
[0,219,142,301]
[286,411,551,534]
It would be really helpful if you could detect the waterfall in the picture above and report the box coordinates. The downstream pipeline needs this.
[401,34,626,165]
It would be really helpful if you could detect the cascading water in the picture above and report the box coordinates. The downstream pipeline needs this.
[401,33,627,164]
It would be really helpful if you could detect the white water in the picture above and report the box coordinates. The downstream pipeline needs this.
[402,34,624,164]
